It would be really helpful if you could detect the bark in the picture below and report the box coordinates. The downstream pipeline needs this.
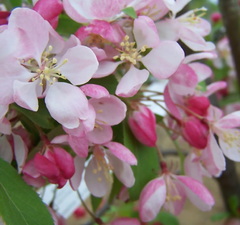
[217,0,240,214]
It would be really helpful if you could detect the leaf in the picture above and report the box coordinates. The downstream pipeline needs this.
[0,158,54,225]
[123,122,160,200]
[122,7,137,19]
[56,13,80,37]
[211,212,230,222]
[90,76,118,95]
[11,99,57,129]
[4,0,22,9]
[91,195,103,213]
[156,211,179,225]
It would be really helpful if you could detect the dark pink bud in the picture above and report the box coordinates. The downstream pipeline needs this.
[0,11,10,25]
[211,12,222,23]
[186,96,210,116]
[33,0,63,28]
[128,106,157,147]
[34,153,60,180]
[52,147,75,179]
[182,117,209,149]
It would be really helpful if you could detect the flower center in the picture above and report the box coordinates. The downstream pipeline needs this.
[113,35,148,65]
[180,7,207,24]
[20,45,67,87]
[92,147,113,183]
[221,130,240,149]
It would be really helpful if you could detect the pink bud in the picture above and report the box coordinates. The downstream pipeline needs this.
[33,0,63,28]
[182,117,209,149]
[211,12,222,23]
[33,147,75,188]
[186,96,210,116]
[128,106,157,147]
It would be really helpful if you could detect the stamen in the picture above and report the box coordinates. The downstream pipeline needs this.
[113,35,149,65]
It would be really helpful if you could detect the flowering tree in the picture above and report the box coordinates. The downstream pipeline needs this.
[0,0,240,224]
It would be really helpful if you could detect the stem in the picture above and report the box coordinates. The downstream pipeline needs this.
[76,190,104,225]
[161,123,185,175]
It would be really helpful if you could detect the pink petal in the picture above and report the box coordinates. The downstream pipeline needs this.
[69,135,89,158]
[0,118,11,135]
[85,156,111,197]
[52,147,75,179]
[63,0,89,23]
[89,95,126,125]
[60,45,98,85]
[45,82,89,129]
[13,80,39,111]
[184,52,217,64]
[215,111,240,129]
[8,8,51,64]
[0,105,8,120]
[141,41,184,79]
[105,142,137,165]
[51,135,69,144]
[34,153,60,179]
[163,86,182,119]
[116,66,149,97]
[177,176,215,211]
[204,81,227,97]
[168,64,198,96]
[13,134,28,173]
[107,153,135,188]
[188,62,212,82]
[134,16,160,49]
[139,177,166,222]
[86,125,113,144]
[80,84,109,98]
[201,131,226,176]
[70,156,85,190]
[93,61,121,78]
[217,128,240,162]
[0,135,13,162]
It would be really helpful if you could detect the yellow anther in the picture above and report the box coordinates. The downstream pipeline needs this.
[98,177,102,182]
[92,169,98,174]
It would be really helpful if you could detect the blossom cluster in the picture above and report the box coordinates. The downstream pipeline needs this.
[0,0,240,224]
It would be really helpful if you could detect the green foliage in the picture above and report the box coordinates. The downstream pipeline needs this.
[211,212,230,222]
[123,122,160,200]
[3,0,22,10]
[0,158,54,225]
[91,195,103,213]
[122,7,137,19]
[154,211,179,225]
[11,99,57,130]
[219,93,240,107]
[56,13,80,37]
[90,76,119,95]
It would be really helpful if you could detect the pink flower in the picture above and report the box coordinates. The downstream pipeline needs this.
[128,105,157,147]
[139,171,214,222]
[0,8,98,129]
[84,142,137,197]
[156,6,215,51]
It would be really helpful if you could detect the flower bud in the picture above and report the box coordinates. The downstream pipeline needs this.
[186,96,210,116]
[128,106,157,147]
[182,116,209,149]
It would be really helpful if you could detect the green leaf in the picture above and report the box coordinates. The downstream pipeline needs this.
[56,14,80,37]
[0,158,54,225]
[219,93,240,107]
[90,76,118,95]
[123,123,159,200]
[122,7,137,19]
[4,0,22,9]
[211,212,230,222]
[11,99,57,129]
[155,211,179,225]
[91,195,102,213]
